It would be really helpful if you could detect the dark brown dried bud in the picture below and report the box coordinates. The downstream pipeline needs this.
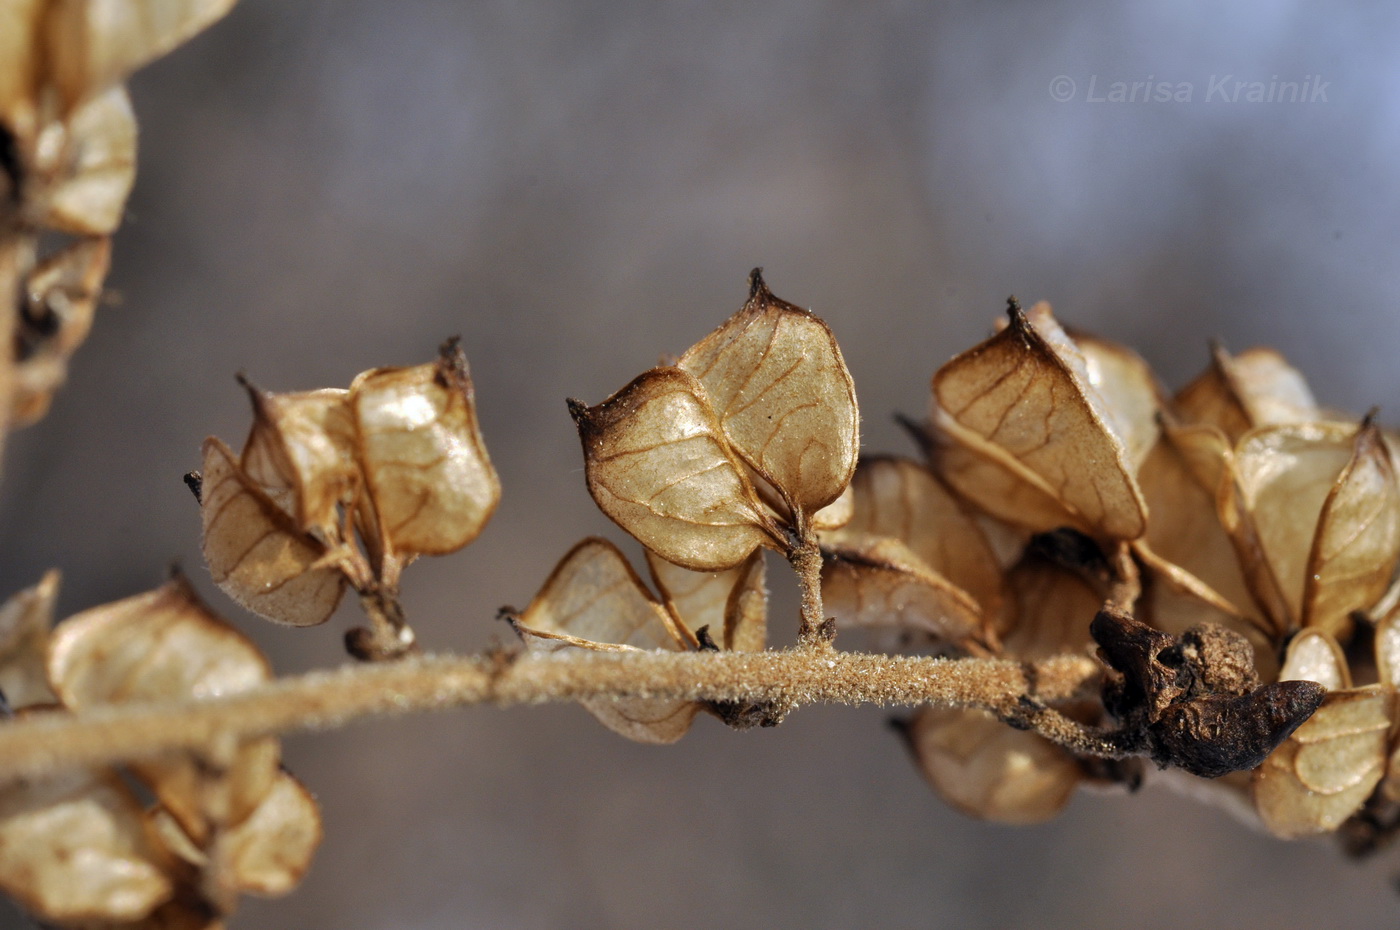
[1091,606,1324,778]
[1150,682,1325,778]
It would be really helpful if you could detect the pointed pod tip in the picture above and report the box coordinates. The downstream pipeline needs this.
[566,397,590,425]
[1361,405,1382,430]
[182,470,203,504]
[748,267,768,300]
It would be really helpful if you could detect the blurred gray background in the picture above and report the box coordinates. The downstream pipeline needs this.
[3,1,1400,927]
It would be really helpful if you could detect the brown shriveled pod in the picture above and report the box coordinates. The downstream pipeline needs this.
[1175,344,1318,442]
[0,766,174,924]
[570,366,778,572]
[0,570,59,709]
[350,339,500,558]
[198,437,347,628]
[899,706,1082,825]
[46,576,281,845]
[930,300,1147,541]
[677,269,859,519]
[1253,629,1392,838]
[511,538,699,743]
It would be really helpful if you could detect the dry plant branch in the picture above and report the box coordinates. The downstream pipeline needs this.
[0,648,1107,784]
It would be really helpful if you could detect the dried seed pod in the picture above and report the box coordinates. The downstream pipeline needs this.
[571,366,777,572]
[646,548,767,652]
[44,0,238,113]
[899,706,1082,825]
[931,300,1147,541]
[1067,328,1165,469]
[0,570,59,709]
[999,555,1103,660]
[678,270,858,517]
[1175,345,1318,442]
[239,386,358,540]
[1230,420,1400,639]
[820,537,989,653]
[12,235,110,425]
[513,539,698,744]
[199,437,347,627]
[0,766,173,923]
[809,482,854,530]
[47,576,281,843]
[29,85,136,235]
[351,341,500,556]
[831,456,1003,618]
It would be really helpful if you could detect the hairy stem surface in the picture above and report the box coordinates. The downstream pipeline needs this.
[0,649,1106,782]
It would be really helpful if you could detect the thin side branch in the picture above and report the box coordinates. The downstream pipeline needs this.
[0,648,1107,783]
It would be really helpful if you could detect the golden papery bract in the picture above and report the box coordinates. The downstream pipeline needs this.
[998,556,1103,661]
[34,85,136,235]
[44,0,237,113]
[932,303,1147,541]
[1137,424,1260,626]
[809,482,853,530]
[47,576,281,843]
[1231,420,1397,639]
[0,767,173,923]
[12,235,110,425]
[574,366,775,572]
[1301,419,1400,639]
[678,272,858,516]
[517,538,686,652]
[820,537,988,653]
[903,706,1081,825]
[240,386,357,539]
[1253,687,1393,838]
[832,456,1003,619]
[646,549,767,652]
[0,0,43,127]
[352,346,500,556]
[199,437,346,627]
[927,409,1084,535]
[0,570,59,708]
[1279,628,1350,691]
[216,772,322,898]
[1176,345,1318,442]
[1068,328,1164,469]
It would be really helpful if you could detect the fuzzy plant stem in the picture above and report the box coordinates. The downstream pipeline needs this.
[0,649,1110,783]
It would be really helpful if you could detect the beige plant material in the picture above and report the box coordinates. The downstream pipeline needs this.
[30,85,137,235]
[512,538,700,743]
[43,0,239,114]
[351,342,500,557]
[570,366,778,572]
[0,765,174,923]
[645,548,767,652]
[12,235,110,425]
[1067,328,1165,469]
[1253,626,1394,838]
[47,576,280,844]
[0,570,60,708]
[677,270,859,518]
[901,705,1081,824]
[239,386,358,540]
[1175,345,1318,442]
[930,300,1148,541]
[514,537,774,742]
[820,537,989,654]
[1228,419,1400,640]
[199,437,347,628]
[829,456,1004,618]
